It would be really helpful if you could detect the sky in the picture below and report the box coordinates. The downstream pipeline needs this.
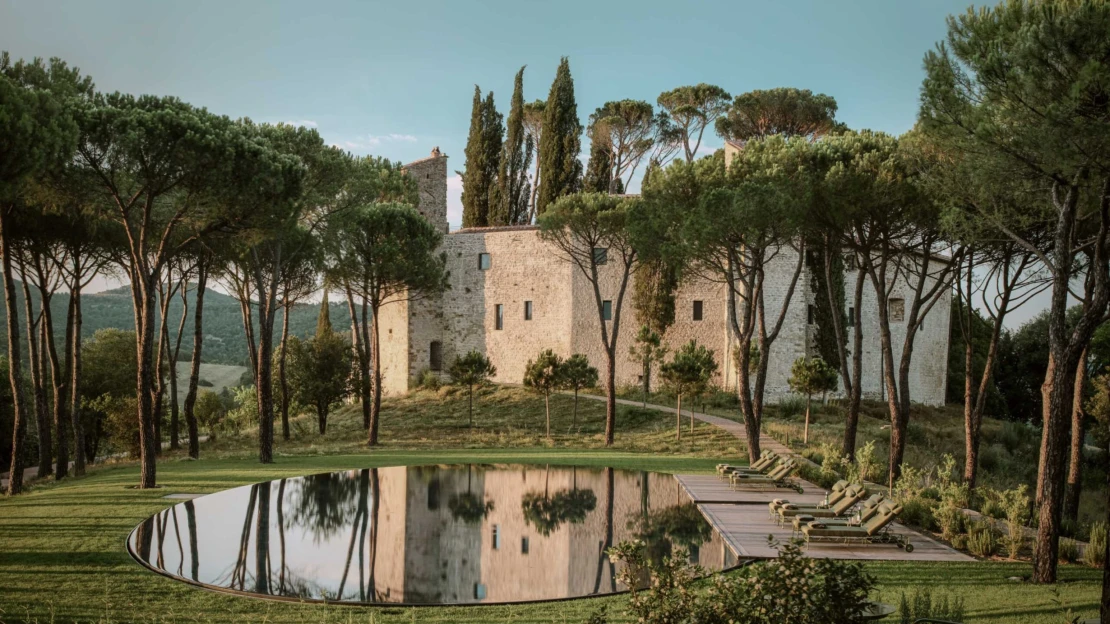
[4,0,1046,324]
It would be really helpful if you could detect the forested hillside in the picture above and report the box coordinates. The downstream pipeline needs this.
[0,284,353,367]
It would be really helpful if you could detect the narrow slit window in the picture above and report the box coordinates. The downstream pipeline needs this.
[492,525,501,550]
[524,300,533,321]
[602,300,612,321]
[807,304,816,325]
[429,341,443,371]
[478,253,491,271]
[847,307,855,327]
[521,537,530,554]
[593,247,608,265]
[692,300,703,321]
[495,304,504,330]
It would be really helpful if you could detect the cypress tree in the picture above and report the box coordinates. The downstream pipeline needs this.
[316,289,333,337]
[582,135,612,193]
[460,87,502,227]
[535,57,582,215]
[492,67,533,225]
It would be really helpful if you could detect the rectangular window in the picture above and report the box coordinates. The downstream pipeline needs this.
[602,300,612,321]
[495,304,504,330]
[492,525,501,550]
[521,537,530,554]
[474,584,487,600]
[807,304,816,325]
[847,307,855,327]
[478,253,491,271]
[844,254,858,271]
[889,298,905,322]
[593,247,608,265]
[524,300,533,321]
[692,300,703,321]
[429,341,443,371]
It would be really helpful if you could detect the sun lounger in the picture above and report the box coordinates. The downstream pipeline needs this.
[729,458,803,494]
[776,485,868,525]
[801,503,913,552]
[790,496,888,535]
[767,480,849,518]
[717,451,778,478]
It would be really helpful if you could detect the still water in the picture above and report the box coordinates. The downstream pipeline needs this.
[128,464,737,605]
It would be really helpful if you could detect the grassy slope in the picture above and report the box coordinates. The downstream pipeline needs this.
[0,387,1102,624]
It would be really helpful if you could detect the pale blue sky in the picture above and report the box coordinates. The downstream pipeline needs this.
[2,0,972,224]
[7,0,1040,321]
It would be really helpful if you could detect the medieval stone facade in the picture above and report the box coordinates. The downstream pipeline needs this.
[378,148,951,407]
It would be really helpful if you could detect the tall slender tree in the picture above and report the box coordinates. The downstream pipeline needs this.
[0,53,83,494]
[523,99,546,221]
[539,193,640,446]
[460,87,503,228]
[329,203,447,445]
[492,67,532,226]
[535,58,582,215]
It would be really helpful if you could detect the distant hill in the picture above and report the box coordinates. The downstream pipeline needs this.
[0,283,353,367]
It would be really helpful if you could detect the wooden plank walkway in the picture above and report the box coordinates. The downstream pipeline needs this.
[698,503,973,562]
[676,474,827,505]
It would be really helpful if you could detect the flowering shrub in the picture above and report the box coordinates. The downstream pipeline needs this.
[609,538,875,624]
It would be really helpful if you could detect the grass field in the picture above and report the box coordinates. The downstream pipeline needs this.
[0,387,1103,624]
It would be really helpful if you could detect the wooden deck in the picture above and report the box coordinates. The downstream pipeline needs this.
[677,474,973,563]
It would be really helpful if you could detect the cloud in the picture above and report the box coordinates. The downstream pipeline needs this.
[446,174,463,230]
[283,120,318,128]
[331,133,419,153]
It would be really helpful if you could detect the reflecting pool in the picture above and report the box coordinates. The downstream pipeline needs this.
[127,464,737,605]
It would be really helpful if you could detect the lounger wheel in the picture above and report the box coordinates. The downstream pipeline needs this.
[904,543,914,553]
[794,486,804,494]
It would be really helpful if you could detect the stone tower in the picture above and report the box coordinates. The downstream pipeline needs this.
[403,147,449,233]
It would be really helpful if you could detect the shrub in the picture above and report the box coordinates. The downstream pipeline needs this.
[898,588,966,624]
[197,377,214,388]
[611,538,875,624]
[777,394,807,419]
[1059,537,1080,564]
[966,521,1000,558]
[993,484,1030,560]
[1085,522,1107,568]
[416,368,441,391]
[898,497,938,532]
[844,440,878,485]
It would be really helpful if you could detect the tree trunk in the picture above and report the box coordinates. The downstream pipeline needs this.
[690,397,695,434]
[317,402,327,434]
[20,276,50,479]
[843,273,865,460]
[36,275,68,481]
[255,303,276,464]
[1035,351,1079,583]
[642,358,649,407]
[368,306,382,445]
[278,302,291,441]
[675,393,682,441]
[183,262,206,460]
[1,208,28,495]
[604,348,616,446]
[153,283,171,456]
[69,268,85,477]
[545,391,551,438]
[134,273,160,489]
[804,395,811,445]
[1066,351,1088,522]
[1101,443,1110,622]
[344,286,371,430]
[468,386,474,428]
[573,388,579,426]
[168,280,189,451]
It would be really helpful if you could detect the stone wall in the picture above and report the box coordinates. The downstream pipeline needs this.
[376,147,950,407]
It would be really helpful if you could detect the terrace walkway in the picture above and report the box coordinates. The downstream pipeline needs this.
[574,393,972,563]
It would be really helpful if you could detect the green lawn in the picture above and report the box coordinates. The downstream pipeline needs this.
[0,388,1103,623]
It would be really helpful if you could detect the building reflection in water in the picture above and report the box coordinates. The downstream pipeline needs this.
[129,465,737,605]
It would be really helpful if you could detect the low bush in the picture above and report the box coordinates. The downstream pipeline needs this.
[897,588,966,624]
[415,368,441,391]
[1085,522,1107,568]
[777,394,807,419]
[1059,537,1080,564]
[966,520,1000,558]
[609,538,876,624]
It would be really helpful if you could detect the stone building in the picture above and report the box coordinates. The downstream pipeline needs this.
[378,148,951,407]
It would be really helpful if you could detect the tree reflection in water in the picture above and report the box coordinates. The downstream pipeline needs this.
[521,465,597,537]
[285,471,361,542]
[130,465,729,605]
